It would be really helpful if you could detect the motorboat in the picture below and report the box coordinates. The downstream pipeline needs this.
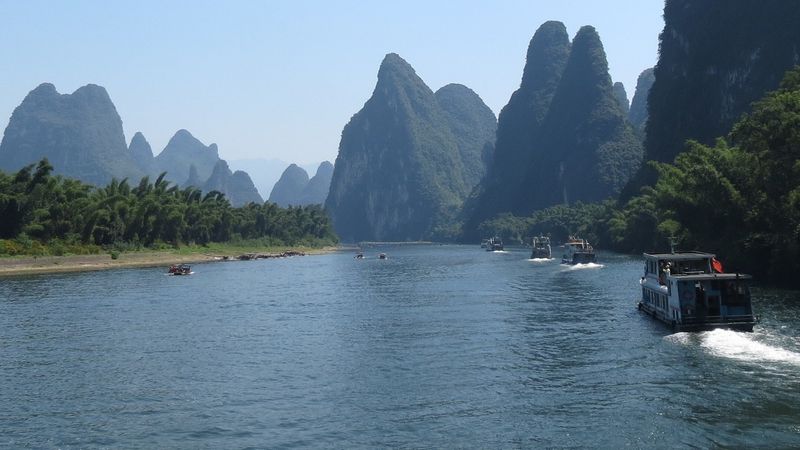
[531,235,551,259]
[638,251,756,332]
[561,237,595,264]
[486,237,504,251]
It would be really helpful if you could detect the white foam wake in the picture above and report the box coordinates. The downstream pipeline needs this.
[561,262,604,270]
[668,329,800,366]
[527,258,554,262]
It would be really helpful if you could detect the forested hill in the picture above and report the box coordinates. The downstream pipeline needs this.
[526,25,641,208]
[326,53,495,242]
[625,0,800,196]
[461,21,571,238]
[434,83,497,189]
[462,22,641,241]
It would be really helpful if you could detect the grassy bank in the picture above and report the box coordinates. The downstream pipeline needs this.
[0,240,340,277]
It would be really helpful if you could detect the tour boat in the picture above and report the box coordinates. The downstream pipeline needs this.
[561,237,596,264]
[531,235,552,259]
[486,237,504,251]
[638,251,756,332]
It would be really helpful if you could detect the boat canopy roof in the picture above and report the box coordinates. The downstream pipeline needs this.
[643,251,715,261]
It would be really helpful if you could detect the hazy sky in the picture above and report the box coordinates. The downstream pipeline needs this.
[0,0,664,165]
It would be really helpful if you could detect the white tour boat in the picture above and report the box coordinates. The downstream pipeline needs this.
[638,251,756,332]
[561,237,596,264]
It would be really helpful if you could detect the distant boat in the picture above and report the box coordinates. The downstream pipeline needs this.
[486,237,504,251]
[531,235,551,259]
[168,264,192,275]
[378,253,387,260]
[638,251,756,332]
[561,237,595,264]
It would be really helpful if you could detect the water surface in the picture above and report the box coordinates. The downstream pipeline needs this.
[1,245,799,448]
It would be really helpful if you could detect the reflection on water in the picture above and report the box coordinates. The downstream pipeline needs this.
[0,245,798,448]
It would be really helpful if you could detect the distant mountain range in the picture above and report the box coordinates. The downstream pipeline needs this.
[0,83,262,207]
[268,161,334,207]
[228,158,320,201]
[0,83,144,185]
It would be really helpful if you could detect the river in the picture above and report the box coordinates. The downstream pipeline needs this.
[1,245,799,448]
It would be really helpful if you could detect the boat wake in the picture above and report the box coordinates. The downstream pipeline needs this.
[490,250,509,254]
[528,258,554,263]
[561,262,604,270]
[667,329,800,366]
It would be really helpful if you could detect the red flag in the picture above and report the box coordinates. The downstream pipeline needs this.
[712,257,724,273]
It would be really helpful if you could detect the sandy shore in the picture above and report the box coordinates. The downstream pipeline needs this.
[0,247,338,277]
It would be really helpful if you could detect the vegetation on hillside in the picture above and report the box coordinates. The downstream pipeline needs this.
[474,66,800,285]
[0,161,337,256]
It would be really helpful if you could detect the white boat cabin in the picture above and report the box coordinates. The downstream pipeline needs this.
[639,252,755,331]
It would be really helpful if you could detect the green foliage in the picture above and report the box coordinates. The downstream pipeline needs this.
[0,160,338,256]
[476,201,614,246]
[609,66,800,284]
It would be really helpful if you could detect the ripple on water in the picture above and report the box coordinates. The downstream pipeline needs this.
[0,245,798,448]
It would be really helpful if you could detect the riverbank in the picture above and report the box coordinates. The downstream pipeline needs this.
[0,245,339,277]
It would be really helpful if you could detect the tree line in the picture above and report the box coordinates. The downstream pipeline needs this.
[0,163,338,255]
[474,66,800,285]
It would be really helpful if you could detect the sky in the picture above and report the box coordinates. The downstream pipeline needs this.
[0,0,664,166]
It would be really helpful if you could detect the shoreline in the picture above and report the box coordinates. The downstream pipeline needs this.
[0,246,340,277]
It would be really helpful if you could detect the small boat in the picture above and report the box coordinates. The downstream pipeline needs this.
[561,237,595,264]
[355,252,364,259]
[486,237,504,251]
[531,235,552,259]
[378,253,387,260]
[168,264,192,275]
[638,250,756,332]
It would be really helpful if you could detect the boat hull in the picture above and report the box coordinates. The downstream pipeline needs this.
[638,301,755,332]
[531,248,551,259]
[563,252,595,264]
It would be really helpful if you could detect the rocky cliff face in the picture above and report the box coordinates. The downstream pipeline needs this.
[202,160,263,206]
[154,129,220,184]
[268,164,310,207]
[326,53,488,242]
[299,161,334,205]
[0,83,143,184]
[628,67,654,133]
[626,0,800,194]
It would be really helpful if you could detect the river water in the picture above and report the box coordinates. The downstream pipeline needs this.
[1,245,799,448]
